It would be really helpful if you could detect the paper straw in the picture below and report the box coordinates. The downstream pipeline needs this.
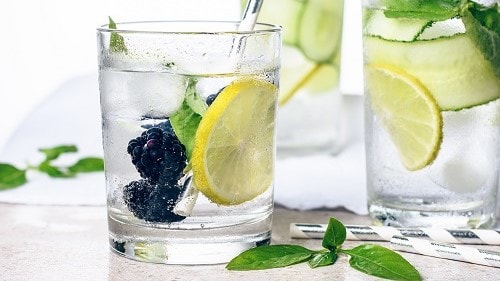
[290,223,500,245]
[391,236,500,268]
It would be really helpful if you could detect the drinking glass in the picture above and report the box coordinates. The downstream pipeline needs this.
[97,21,281,264]
[242,0,345,156]
[362,0,499,228]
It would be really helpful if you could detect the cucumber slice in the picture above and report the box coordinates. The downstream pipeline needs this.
[364,34,500,111]
[251,0,306,45]
[417,18,465,40]
[298,0,343,63]
[364,9,430,42]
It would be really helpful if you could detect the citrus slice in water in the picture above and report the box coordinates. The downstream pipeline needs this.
[191,78,277,205]
[297,0,343,63]
[364,34,500,111]
[365,64,443,171]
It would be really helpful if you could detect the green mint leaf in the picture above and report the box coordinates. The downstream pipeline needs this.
[308,251,337,268]
[461,2,500,78]
[381,0,461,21]
[39,145,78,161]
[108,16,127,53]
[67,157,104,173]
[226,245,316,271]
[38,161,74,178]
[322,217,346,250]
[342,244,421,281]
[170,78,203,159]
[185,78,208,116]
[0,163,27,190]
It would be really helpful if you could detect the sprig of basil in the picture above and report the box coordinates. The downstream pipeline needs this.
[0,144,104,190]
[108,16,127,53]
[170,78,204,159]
[226,217,421,281]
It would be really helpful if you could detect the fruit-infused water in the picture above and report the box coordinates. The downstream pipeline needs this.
[97,21,281,264]
[243,0,344,155]
[362,0,499,228]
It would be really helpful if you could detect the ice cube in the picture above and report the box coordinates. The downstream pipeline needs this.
[127,72,186,118]
[432,157,488,193]
[102,118,143,183]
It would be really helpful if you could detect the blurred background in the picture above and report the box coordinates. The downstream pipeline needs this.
[0,0,362,153]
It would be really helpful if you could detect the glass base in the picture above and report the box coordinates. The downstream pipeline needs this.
[368,202,496,229]
[109,235,270,264]
[107,211,272,264]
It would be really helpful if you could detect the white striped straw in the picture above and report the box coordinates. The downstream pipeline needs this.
[390,236,500,268]
[289,223,500,245]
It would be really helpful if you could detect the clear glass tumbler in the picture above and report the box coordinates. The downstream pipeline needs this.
[97,21,281,264]
[242,0,344,156]
[362,0,500,228]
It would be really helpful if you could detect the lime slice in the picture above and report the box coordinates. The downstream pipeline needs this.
[365,64,443,171]
[191,78,277,205]
[298,0,343,63]
[364,34,500,110]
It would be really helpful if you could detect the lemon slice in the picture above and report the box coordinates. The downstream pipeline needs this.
[365,64,443,171]
[191,78,277,205]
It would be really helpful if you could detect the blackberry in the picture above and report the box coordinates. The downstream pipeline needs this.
[127,121,187,184]
[123,179,185,223]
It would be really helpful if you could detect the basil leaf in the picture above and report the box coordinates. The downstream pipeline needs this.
[322,217,346,250]
[38,162,74,178]
[170,79,203,159]
[461,2,500,78]
[0,163,27,190]
[381,0,461,21]
[226,245,316,270]
[39,145,77,161]
[342,244,421,281]
[68,157,104,173]
[308,251,337,268]
[185,78,208,116]
[108,16,127,53]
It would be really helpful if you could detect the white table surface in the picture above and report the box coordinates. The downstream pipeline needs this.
[2,203,500,281]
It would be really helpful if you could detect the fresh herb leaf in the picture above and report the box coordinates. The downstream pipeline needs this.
[381,0,461,21]
[227,217,421,281]
[170,78,203,159]
[322,217,346,250]
[108,16,127,53]
[39,145,78,161]
[68,157,105,173]
[38,161,75,178]
[461,2,500,77]
[185,78,208,116]
[0,145,104,190]
[0,163,27,190]
[341,244,421,281]
[226,245,316,270]
[308,251,336,268]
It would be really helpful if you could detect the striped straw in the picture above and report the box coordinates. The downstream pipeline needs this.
[290,223,500,245]
[391,236,500,268]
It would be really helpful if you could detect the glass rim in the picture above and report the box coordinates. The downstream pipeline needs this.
[96,20,282,35]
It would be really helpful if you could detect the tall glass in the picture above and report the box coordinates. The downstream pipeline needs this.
[362,0,499,228]
[97,21,281,264]
[242,0,344,156]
